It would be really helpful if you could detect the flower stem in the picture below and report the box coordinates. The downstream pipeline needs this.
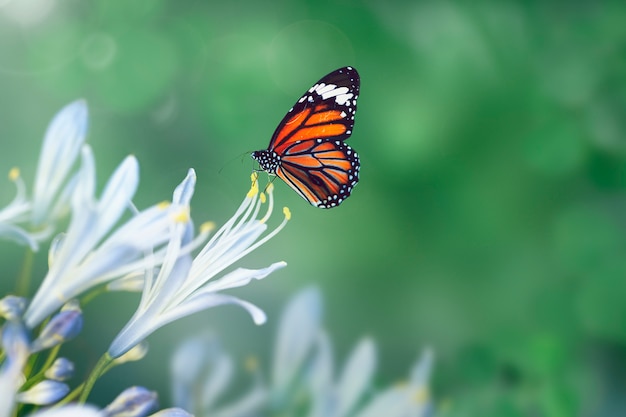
[16,248,34,296]
[79,353,113,403]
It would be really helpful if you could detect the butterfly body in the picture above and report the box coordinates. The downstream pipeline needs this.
[252,66,360,209]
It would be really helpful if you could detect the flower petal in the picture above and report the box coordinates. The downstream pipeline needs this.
[335,338,377,417]
[17,380,70,405]
[272,287,322,394]
[27,404,102,417]
[32,100,88,226]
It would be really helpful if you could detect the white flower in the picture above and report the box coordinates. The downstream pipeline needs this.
[307,336,377,417]
[16,380,70,405]
[272,286,323,405]
[27,405,102,417]
[31,100,87,229]
[169,287,436,417]
[0,169,39,250]
[171,333,267,417]
[0,100,87,251]
[108,173,289,358]
[355,349,435,417]
[0,322,30,417]
[24,146,182,328]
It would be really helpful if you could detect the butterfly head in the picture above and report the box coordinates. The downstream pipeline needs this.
[251,149,280,175]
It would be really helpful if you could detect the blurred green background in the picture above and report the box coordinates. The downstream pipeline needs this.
[2,0,626,415]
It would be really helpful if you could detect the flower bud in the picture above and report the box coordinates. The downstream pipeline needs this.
[104,386,158,417]
[44,357,74,381]
[31,300,82,352]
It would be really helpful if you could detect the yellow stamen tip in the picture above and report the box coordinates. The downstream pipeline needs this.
[174,210,190,223]
[412,387,429,404]
[247,180,259,198]
[200,221,216,233]
[266,182,274,193]
[283,207,291,220]
[157,201,171,210]
[260,192,267,204]
[8,167,19,181]
[244,356,259,372]
[250,172,259,182]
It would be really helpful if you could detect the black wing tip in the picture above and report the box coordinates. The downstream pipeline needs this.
[328,66,360,82]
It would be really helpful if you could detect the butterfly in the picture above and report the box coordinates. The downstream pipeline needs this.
[252,66,360,209]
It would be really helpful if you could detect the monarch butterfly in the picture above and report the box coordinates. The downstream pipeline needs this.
[252,66,360,209]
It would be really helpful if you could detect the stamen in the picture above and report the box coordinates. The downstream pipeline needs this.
[247,173,259,198]
[283,207,291,220]
[9,167,20,181]
[244,356,259,373]
[173,209,190,223]
[200,221,216,234]
[157,201,171,210]
[259,181,275,224]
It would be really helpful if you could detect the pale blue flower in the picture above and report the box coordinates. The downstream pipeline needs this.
[147,409,192,417]
[0,169,43,250]
[16,380,70,405]
[24,147,183,328]
[30,300,83,352]
[108,173,289,358]
[44,357,74,381]
[0,295,27,320]
[27,405,102,417]
[171,333,267,417]
[170,333,231,413]
[272,287,323,406]
[170,287,436,417]
[0,322,30,417]
[307,336,377,417]
[31,100,87,229]
[355,349,434,417]
[103,386,158,417]
[0,100,87,250]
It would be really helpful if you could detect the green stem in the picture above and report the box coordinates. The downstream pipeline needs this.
[21,345,61,391]
[55,382,85,407]
[16,249,35,296]
[79,353,113,403]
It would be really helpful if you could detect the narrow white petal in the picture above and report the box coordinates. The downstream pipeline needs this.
[200,353,234,410]
[306,331,334,417]
[272,287,323,393]
[211,384,268,417]
[162,293,267,326]
[148,409,193,417]
[0,223,39,250]
[27,404,102,417]
[353,387,412,417]
[409,348,434,387]
[32,100,88,225]
[93,156,139,238]
[172,169,196,206]
[17,380,69,405]
[198,262,287,294]
[335,338,377,417]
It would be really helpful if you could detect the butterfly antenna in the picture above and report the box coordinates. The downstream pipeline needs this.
[218,151,252,175]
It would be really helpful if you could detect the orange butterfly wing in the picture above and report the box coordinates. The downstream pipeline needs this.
[276,139,360,208]
[252,67,360,208]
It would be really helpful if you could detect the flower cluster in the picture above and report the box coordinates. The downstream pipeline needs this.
[0,101,289,415]
[170,287,435,417]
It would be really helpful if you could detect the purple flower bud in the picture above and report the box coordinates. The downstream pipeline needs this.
[104,386,158,417]
[44,357,75,381]
[31,301,82,352]
[0,296,27,320]
[16,380,69,405]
